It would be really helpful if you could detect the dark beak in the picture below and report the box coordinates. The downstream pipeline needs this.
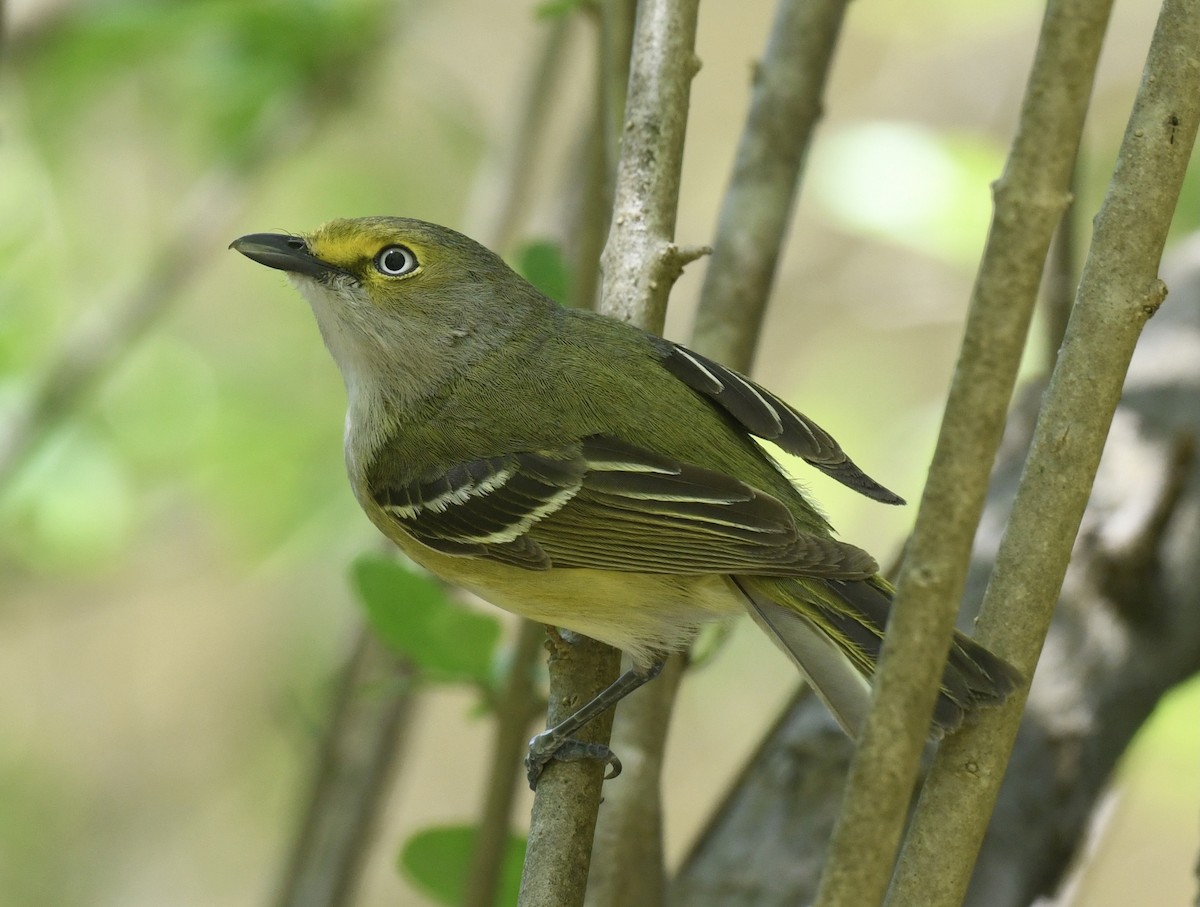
[229,233,340,279]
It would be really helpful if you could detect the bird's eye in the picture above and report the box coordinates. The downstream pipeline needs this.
[374,245,418,276]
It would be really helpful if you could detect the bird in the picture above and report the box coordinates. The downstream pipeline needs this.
[231,216,1020,786]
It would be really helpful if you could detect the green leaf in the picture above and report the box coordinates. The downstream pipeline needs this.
[514,240,570,305]
[535,0,586,20]
[350,554,502,686]
[400,825,526,907]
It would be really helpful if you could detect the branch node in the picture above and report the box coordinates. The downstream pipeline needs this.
[674,243,712,266]
[1141,278,1168,319]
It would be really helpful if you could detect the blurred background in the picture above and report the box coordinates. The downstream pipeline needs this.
[1,0,1197,905]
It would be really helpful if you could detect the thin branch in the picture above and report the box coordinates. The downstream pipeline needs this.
[1041,166,1078,367]
[584,657,686,907]
[561,90,610,313]
[518,1,701,904]
[813,0,1116,903]
[886,2,1200,903]
[463,620,546,907]
[465,14,575,256]
[272,628,416,907]
[597,0,705,331]
[590,0,851,900]
[561,1,637,312]
[518,634,623,907]
[597,0,639,204]
[691,0,851,372]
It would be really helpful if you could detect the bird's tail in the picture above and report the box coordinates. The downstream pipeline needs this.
[735,573,1021,738]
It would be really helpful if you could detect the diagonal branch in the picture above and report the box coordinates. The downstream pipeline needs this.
[691,0,851,373]
[812,1,1116,902]
[271,627,416,907]
[886,2,1200,903]
[668,266,1200,903]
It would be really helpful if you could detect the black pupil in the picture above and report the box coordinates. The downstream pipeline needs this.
[380,247,409,273]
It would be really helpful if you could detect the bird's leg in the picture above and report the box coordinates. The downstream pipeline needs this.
[525,658,665,789]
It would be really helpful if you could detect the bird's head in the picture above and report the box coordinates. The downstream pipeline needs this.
[231,215,523,315]
[231,216,546,411]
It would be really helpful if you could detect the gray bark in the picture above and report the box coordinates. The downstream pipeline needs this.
[671,238,1200,906]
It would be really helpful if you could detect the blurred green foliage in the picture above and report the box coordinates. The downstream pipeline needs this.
[810,123,1006,266]
[2,1,1197,906]
[401,825,526,906]
[514,239,571,305]
[0,3,484,895]
[352,553,503,690]
[0,0,453,570]
[0,762,82,907]
[19,0,393,163]
[536,0,587,21]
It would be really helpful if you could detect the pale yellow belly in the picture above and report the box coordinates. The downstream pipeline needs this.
[390,530,743,667]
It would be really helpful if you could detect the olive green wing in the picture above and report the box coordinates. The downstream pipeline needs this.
[655,340,905,505]
[370,434,877,578]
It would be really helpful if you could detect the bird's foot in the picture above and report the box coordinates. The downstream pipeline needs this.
[525,731,622,790]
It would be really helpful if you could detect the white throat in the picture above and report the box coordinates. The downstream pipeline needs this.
[290,276,412,462]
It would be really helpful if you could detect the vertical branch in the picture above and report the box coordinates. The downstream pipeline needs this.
[563,1,637,313]
[518,2,702,905]
[813,1,1116,904]
[691,0,851,371]
[563,92,611,313]
[518,635,623,907]
[887,2,1200,904]
[597,0,639,196]
[598,0,707,331]
[590,1,852,902]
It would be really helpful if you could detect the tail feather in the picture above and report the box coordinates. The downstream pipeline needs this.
[735,574,1021,738]
[738,579,874,735]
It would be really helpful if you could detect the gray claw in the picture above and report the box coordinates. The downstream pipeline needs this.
[525,734,622,789]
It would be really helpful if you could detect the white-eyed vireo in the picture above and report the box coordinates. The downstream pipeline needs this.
[231,217,1018,785]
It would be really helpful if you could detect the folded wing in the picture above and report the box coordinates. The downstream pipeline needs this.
[656,340,905,505]
[371,434,879,578]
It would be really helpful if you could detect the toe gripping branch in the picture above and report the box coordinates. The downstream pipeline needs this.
[525,659,665,790]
